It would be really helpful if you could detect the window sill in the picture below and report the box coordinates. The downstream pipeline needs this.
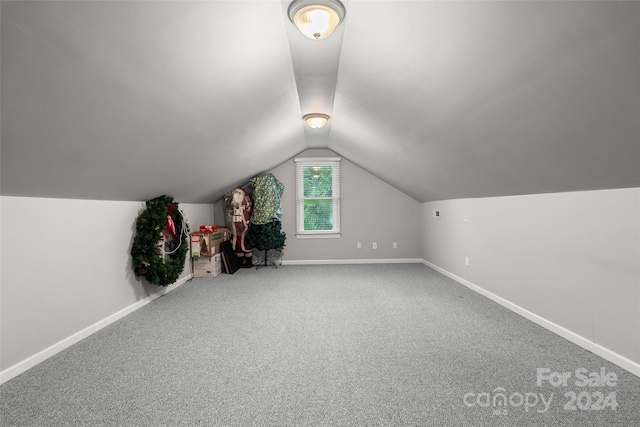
[295,233,341,239]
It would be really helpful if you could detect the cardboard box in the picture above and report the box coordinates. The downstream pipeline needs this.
[190,232,215,258]
[190,234,200,257]
[212,253,222,277]
[211,227,229,255]
[193,253,222,278]
[191,228,230,258]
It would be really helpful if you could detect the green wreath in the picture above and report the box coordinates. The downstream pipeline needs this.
[131,195,189,287]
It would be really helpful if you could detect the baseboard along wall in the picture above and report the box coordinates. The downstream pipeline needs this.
[3,259,638,385]
[282,258,425,265]
[421,260,640,378]
[0,275,193,385]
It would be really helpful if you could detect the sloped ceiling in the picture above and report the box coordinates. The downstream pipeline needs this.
[1,0,638,203]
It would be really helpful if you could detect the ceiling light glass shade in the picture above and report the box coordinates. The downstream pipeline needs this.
[288,0,346,40]
[304,113,330,128]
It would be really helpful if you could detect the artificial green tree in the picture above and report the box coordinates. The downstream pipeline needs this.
[247,221,286,268]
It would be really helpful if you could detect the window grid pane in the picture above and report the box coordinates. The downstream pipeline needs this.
[303,199,334,231]
[303,166,333,198]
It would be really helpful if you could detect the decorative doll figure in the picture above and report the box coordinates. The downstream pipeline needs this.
[231,187,253,266]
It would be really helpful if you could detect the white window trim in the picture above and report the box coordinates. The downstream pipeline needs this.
[295,157,341,239]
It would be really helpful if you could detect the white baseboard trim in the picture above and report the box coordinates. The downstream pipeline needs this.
[421,260,640,378]
[282,258,424,265]
[0,274,193,385]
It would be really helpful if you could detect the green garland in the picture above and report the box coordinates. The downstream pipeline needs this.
[131,195,189,287]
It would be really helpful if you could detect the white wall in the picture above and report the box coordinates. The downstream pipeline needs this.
[5,187,637,381]
[421,188,640,372]
[0,196,214,378]
[268,149,423,262]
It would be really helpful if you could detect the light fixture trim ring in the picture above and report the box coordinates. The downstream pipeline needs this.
[288,0,346,22]
[288,0,346,39]
[303,113,331,129]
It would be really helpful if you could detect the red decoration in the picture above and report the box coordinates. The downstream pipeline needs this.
[165,215,176,238]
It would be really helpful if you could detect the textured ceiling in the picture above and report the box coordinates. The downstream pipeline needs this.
[1,0,638,203]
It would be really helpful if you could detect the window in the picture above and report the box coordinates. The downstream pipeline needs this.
[295,157,341,238]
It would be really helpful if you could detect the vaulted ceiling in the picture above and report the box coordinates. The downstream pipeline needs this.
[2,1,638,203]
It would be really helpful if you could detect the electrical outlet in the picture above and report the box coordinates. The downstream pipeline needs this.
[357,242,361,249]
[372,242,377,249]
[465,256,469,266]
[393,242,397,248]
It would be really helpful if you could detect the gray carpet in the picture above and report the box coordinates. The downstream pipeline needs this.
[1,264,639,426]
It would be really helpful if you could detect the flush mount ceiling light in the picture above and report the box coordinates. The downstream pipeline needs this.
[303,113,330,129]
[288,0,346,40]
